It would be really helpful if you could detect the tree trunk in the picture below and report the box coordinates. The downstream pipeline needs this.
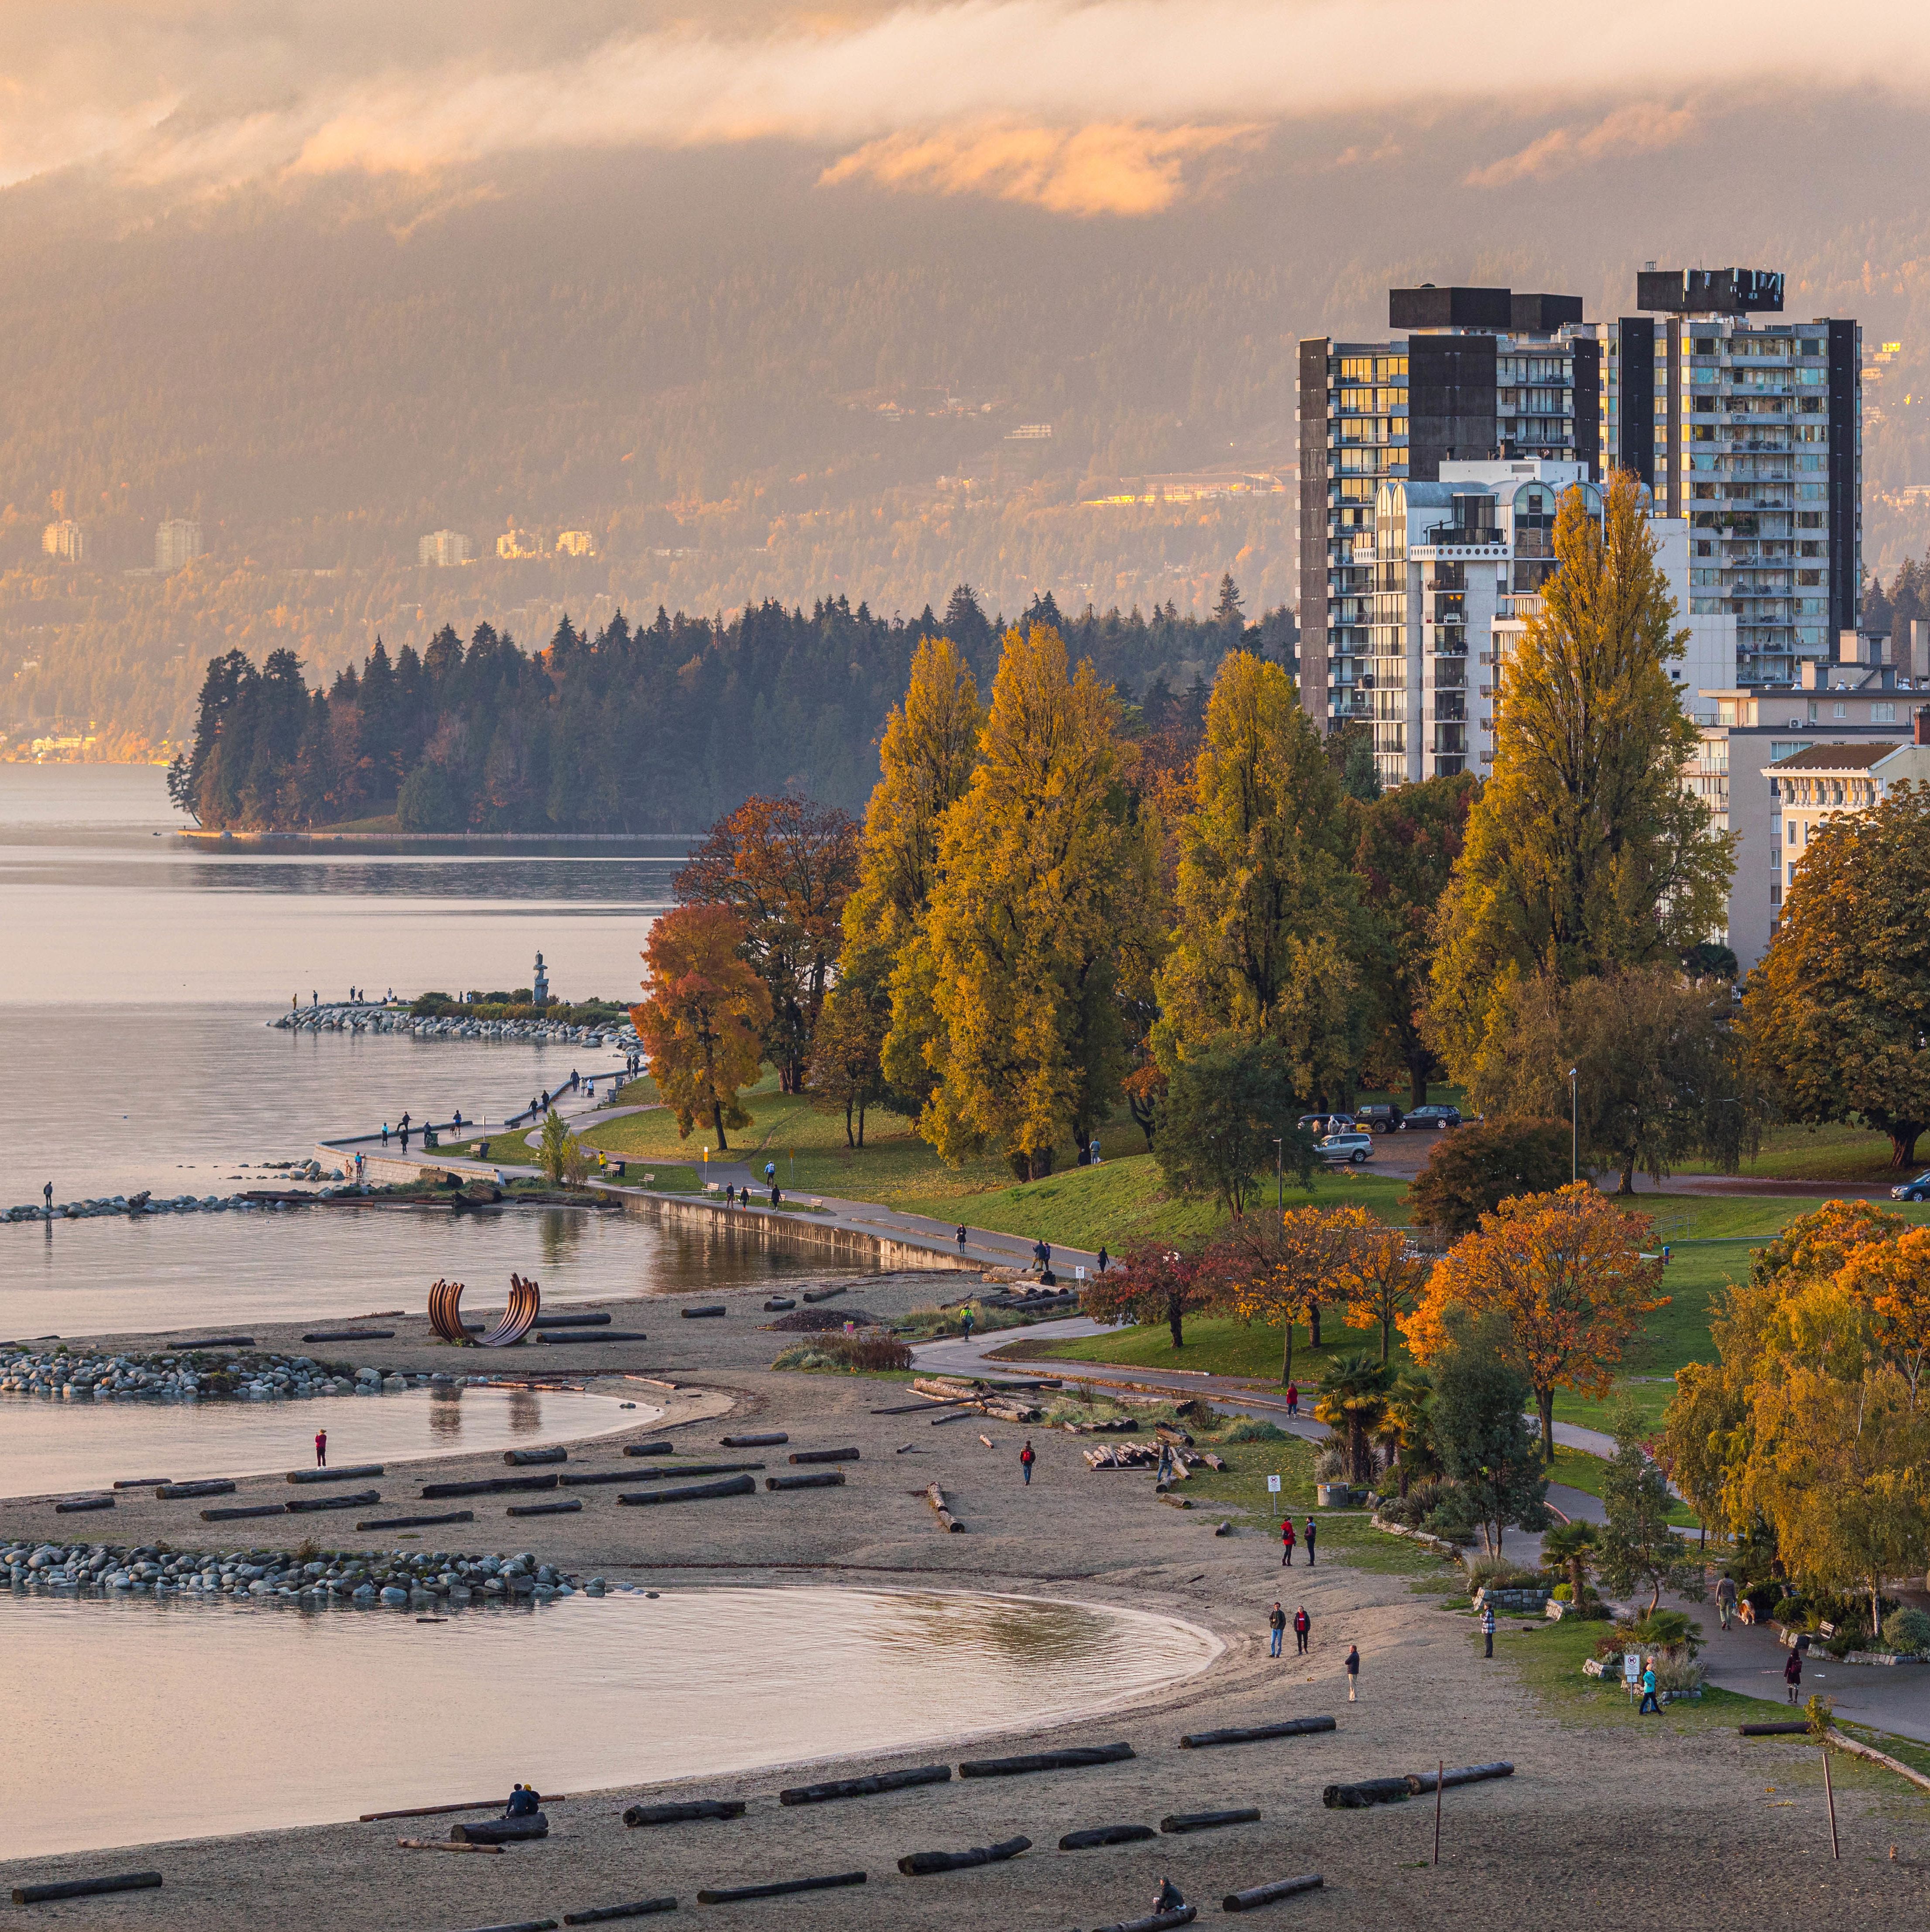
[1889,1126,1923,1169]
[1568,1553,1585,1603]
[1167,1291,1185,1350]
[1282,1319,1295,1389]
[1537,1385,1556,1466]
[1407,1054,1430,1111]
[856,1101,867,1149]
[712,1100,730,1153]
[1618,1151,1636,1196]
[843,1099,854,1150]
[1309,1302,1321,1348]
[1873,1577,1884,1639]
[1380,1309,1393,1366]
[1348,1415,1368,1484]
[1129,1092,1156,1151]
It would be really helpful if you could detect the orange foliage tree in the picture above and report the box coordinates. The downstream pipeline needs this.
[631,904,772,1150]
[1402,1183,1667,1463]
[1839,1225,1930,1405]
[1217,1205,1359,1386]
[1337,1215,1433,1366]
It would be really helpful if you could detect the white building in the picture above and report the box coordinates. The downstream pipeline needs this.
[418,530,471,568]
[1365,457,1730,787]
[155,518,203,572]
[41,520,83,562]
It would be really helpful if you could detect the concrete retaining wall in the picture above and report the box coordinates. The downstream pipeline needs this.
[613,1189,979,1273]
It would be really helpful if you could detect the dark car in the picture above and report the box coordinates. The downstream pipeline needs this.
[1298,1113,1354,1137]
[1893,1171,1930,1202]
[1406,1104,1464,1130]
[1355,1104,1405,1133]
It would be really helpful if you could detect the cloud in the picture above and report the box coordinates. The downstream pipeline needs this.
[1464,102,1699,187]
[819,121,1264,215]
[3,0,1929,213]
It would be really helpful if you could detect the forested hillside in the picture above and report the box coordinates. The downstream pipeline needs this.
[170,586,1294,832]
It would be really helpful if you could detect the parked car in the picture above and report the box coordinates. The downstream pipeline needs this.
[1298,1113,1355,1137]
[1355,1104,1405,1133]
[1893,1171,1930,1202]
[1319,1131,1376,1166]
[1405,1104,1464,1130]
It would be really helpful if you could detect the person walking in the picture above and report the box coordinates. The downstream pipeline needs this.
[1345,1644,1360,1701]
[961,1307,975,1345]
[1285,1380,1299,1418]
[1784,1645,1803,1705]
[1293,1604,1311,1655]
[1019,1439,1035,1486]
[1280,1517,1296,1566]
[1639,1658,1662,1716]
[1304,1515,1317,1566]
[314,1428,327,1469]
[1268,1602,1286,1658]
[1481,1600,1496,1658]
[1097,1246,1110,1274]
[1715,1575,1738,1631]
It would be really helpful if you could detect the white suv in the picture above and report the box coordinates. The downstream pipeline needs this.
[1318,1131,1376,1166]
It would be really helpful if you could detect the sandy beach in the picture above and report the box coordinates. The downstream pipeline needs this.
[4,1273,1927,1930]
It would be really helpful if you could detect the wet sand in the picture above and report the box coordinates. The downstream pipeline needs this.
[3,1277,1927,1929]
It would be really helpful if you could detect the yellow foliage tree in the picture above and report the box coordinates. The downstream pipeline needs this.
[917,623,1161,1178]
[1337,1215,1432,1366]
[1218,1204,1359,1386]
[1402,1183,1667,1463]
[1838,1224,1930,1405]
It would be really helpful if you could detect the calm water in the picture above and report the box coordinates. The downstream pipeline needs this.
[0,768,865,1330]
[0,1587,1220,1856]
[0,1384,654,1499]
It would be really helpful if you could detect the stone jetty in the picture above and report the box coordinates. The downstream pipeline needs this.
[0,1347,465,1402]
[272,1003,638,1049]
[3,1538,619,1603]
[2,1176,356,1223]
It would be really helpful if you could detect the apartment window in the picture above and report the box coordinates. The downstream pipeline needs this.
[1788,822,1797,846]
[1834,702,1847,719]
[1873,703,1897,723]
[1788,863,1797,885]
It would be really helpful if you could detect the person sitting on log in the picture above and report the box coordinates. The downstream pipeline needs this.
[505,1783,540,1818]
[1153,1876,1186,1912]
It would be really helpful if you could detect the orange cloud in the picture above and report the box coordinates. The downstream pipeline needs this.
[819,120,1265,216]
[1465,101,1698,187]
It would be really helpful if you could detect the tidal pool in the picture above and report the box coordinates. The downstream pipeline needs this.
[0,1587,1221,1857]
[0,1385,652,1500]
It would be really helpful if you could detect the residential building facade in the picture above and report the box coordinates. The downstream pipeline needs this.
[40,519,83,562]
[1767,729,1930,915]
[155,518,203,572]
[418,530,471,567]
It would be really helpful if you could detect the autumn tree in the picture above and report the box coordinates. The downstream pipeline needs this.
[1153,651,1360,1101]
[1351,773,1476,1106]
[1839,1225,1930,1403]
[917,623,1161,1178]
[806,977,891,1149]
[1428,469,1733,1077]
[1337,1215,1432,1364]
[1742,781,1930,1167]
[676,795,863,1093]
[630,904,772,1150]
[1217,1204,1358,1385]
[1153,1034,1314,1219]
[1083,1242,1217,1351]
[1471,965,1753,1193]
[1404,1118,1573,1247]
[843,637,986,1117]
[1403,1183,1669,1463]
[1598,1404,1702,1612]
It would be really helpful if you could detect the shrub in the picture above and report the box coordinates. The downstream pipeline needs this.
[1379,1476,1453,1529]
[1313,1442,1349,1481]
[1405,1117,1573,1244]
[1652,1655,1707,1695]
[1210,1416,1289,1444]
[1884,1606,1930,1655]
[771,1334,911,1373]
[1615,1608,1703,1658]
[1464,1554,1543,1592]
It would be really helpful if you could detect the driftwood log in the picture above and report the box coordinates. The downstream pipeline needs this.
[788,1446,859,1465]
[394,1838,503,1855]
[363,1795,570,1823]
[1321,1777,1411,1809]
[721,1432,789,1447]
[765,1472,845,1491]
[301,1328,394,1341]
[450,1812,550,1843]
[287,1464,385,1485]
[1057,1825,1155,1850]
[680,1305,727,1319]
[285,1489,381,1514]
[1160,1808,1261,1833]
[623,1800,745,1827]
[762,1298,796,1312]
[622,1442,675,1457]
[55,1496,114,1514]
[422,1474,558,1498]
[959,1743,1134,1778]
[201,1504,288,1522]
[1404,1763,1512,1795]
[561,1900,678,1924]
[1738,1721,1811,1736]
[506,1446,569,1466]
[694,1873,866,1904]
[11,1874,161,1904]
[779,1766,950,1806]
[1222,1873,1324,1912]
[924,1483,963,1532]
[157,1480,237,1499]
[802,1286,848,1303]
[532,1311,612,1328]
[619,1474,757,1506]
[507,1499,583,1517]
[357,1510,474,1531]
[111,1477,173,1489]
[1179,1717,1337,1749]
[537,1331,648,1344]
[898,1835,1031,1875]
[1085,1909,1196,1931]
[560,1471,651,1487]
[619,1463,765,1481]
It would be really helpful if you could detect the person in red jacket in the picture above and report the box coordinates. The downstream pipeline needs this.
[1293,1604,1311,1655]
[1019,1439,1036,1486]
[1280,1518,1296,1566]
[314,1428,327,1468]
[1286,1380,1300,1418]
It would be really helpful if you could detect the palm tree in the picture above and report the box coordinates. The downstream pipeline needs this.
[1372,1368,1437,1498]
[1543,1520,1599,1612]
[1314,1353,1395,1484]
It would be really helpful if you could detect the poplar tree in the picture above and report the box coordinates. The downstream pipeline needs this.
[1428,470,1732,1076]
[918,623,1159,1178]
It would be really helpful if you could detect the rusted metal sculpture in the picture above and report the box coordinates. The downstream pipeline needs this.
[429,1274,541,1348]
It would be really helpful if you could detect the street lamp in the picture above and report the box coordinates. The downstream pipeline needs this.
[1567,1068,1578,1183]
[1272,1137,1284,1213]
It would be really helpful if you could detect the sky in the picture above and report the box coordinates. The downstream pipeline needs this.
[8,0,1930,216]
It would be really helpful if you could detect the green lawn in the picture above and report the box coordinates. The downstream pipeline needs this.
[1675,1118,1923,1185]
[1544,1442,1699,1528]
[998,1312,1395,1388]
